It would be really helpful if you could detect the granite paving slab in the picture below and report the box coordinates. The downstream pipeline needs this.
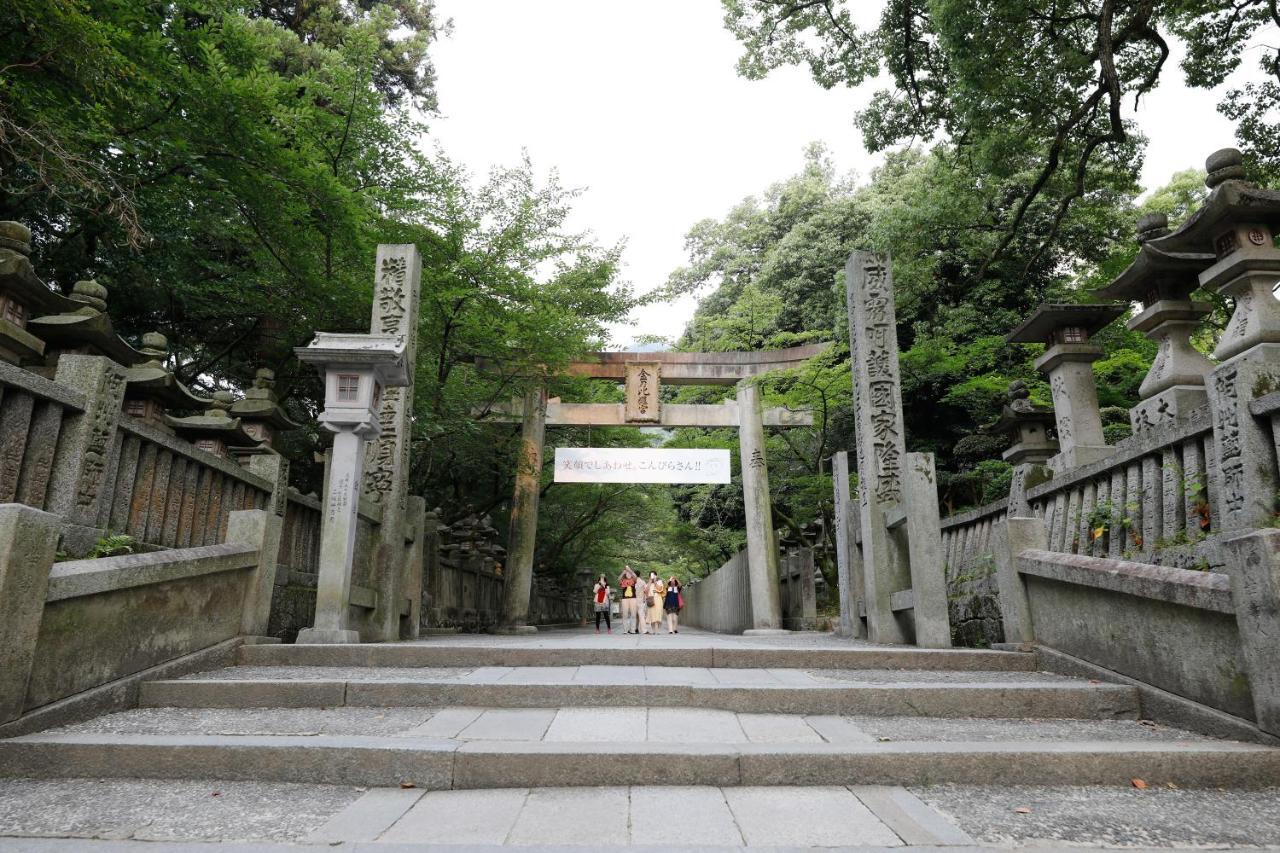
[914,783,1280,848]
[0,778,359,842]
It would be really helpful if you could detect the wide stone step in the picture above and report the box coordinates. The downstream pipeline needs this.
[2,730,1274,789]
[238,641,1036,672]
[138,666,1140,719]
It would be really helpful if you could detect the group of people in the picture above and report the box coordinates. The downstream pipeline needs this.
[592,566,682,634]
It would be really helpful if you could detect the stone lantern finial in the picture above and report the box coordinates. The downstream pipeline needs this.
[208,389,234,418]
[138,331,168,364]
[1205,148,1248,189]
[69,280,107,315]
[1136,213,1170,243]
[0,222,32,256]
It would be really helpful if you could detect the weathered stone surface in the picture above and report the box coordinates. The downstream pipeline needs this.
[1222,529,1280,735]
[845,251,909,644]
[0,504,59,722]
[499,385,545,632]
[902,452,951,648]
[832,451,865,638]
[736,381,783,631]
[992,518,1048,644]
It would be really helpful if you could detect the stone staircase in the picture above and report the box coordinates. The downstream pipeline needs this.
[2,630,1279,849]
[3,633,1277,792]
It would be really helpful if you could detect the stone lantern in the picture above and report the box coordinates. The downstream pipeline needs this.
[1007,302,1126,472]
[121,332,211,431]
[230,367,302,453]
[1147,147,1280,531]
[1151,149,1280,362]
[986,380,1059,465]
[1094,213,1217,431]
[166,390,260,458]
[293,332,409,644]
[985,380,1059,515]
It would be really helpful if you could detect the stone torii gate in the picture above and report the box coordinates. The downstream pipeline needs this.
[480,345,825,634]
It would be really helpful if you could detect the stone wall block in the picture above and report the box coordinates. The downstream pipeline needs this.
[226,508,282,637]
[1222,528,1280,735]
[0,503,60,722]
[992,517,1048,644]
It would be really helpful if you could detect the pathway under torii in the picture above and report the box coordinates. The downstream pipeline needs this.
[477,344,828,633]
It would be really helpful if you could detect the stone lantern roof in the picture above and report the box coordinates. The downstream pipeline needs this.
[166,390,261,454]
[1005,303,1127,344]
[1093,213,1216,312]
[27,279,145,368]
[123,332,210,411]
[1149,149,1280,257]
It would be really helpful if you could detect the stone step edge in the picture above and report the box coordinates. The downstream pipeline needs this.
[237,644,1037,672]
[1,734,1274,789]
[137,679,1140,719]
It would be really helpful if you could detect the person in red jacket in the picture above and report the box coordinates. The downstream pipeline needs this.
[592,574,612,633]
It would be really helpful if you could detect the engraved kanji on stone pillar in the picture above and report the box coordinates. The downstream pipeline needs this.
[846,251,910,644]
[364,245,422,640]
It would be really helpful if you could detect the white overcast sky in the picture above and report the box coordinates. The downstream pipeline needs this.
[425,1,1255,349]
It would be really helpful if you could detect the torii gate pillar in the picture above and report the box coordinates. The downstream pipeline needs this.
[738,381,784,632]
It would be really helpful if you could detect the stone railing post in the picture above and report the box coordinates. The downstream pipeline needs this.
[992,517,1048,645]
[401,496,427,640]
[831,451,865,638]
[1221,529,1280,735]
[0,504,60,723]
[43,355,127,550]
[902,452,950,647]
[226,508,283,637]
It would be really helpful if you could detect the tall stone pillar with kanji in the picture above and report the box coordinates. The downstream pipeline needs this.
[845,251,951,647]
[363,245,422,641]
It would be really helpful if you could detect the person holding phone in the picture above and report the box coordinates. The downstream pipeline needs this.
[618,566,640,634]
[664,576,682,634]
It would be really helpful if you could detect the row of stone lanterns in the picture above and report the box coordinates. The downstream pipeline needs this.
[994,147,1280,534]
[0,220,302,460]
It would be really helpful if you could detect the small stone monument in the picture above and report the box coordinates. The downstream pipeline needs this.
[1094,213,1216,431]
[1007,303,1125,472]
[294,332,409,643]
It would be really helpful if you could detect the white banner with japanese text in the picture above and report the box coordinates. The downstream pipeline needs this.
[553,447,731,484]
